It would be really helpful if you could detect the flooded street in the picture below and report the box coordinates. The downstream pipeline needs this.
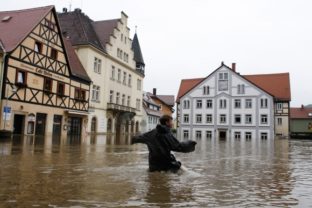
[1,136,312,207]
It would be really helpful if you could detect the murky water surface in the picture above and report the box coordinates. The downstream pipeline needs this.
[0,135,312,207]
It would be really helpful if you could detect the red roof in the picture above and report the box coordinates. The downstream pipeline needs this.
[92,19,119,47]
[176,71,291,102]
[0,5,53,52]
[290,107,312,119]
[176,78,204,102]
[243,73,291,101]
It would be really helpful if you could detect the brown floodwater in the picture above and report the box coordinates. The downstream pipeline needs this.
[0,135,312,207]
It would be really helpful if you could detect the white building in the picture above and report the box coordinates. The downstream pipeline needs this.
[141,92,162,132]
[59,9,145,136]
[176,63,291,140]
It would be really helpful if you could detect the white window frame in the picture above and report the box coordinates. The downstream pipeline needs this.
[196,114,202,123]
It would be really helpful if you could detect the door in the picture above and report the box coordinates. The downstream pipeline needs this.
[67,117,82,136]
[13,114,25,134]
[91,117,96,134]
[219,130,227,140]
[52,115,62,140]
[35,113,47,136]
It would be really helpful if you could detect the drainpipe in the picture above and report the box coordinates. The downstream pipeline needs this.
[0,40,7,130]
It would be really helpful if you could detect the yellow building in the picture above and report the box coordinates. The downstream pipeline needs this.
[58,9,145,136]
[0,6,91,138]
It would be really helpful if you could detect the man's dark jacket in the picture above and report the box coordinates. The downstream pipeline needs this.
[132,124,196,172]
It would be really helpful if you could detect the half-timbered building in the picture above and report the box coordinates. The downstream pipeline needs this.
[0,6,91,138]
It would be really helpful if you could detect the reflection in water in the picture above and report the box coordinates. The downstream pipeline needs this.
[1,136,312,207]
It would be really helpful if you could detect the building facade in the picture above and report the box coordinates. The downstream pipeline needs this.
[141,91,162,132]
[290,105,312,138]
[58,9,145,136]
[0,6,91,138]
[176,63,291,140]
[148,88,175,117]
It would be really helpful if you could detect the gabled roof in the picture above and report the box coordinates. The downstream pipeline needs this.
[63,37,91,82]
[0,5,53,52]
[58,9,104,52]
[147,92,175,107]
[243,73,290,101]
[92,19,119,48]
[132,33,145,65]
[176,64,291,102]
[290,107,312,119]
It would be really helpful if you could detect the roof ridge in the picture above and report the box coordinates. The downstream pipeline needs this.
[93,18,120,23]
[243,72,289,76]
[0,5,54,14]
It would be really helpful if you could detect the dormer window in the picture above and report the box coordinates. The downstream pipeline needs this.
[34,41,42,53]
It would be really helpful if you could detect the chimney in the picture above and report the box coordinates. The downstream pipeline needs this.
[153,88,157,95]
[62,8,68,13]
[301,104,304,110]
[232,63,236,72]
[74,8,82,13]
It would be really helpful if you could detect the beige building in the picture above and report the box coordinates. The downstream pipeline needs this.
[0,6,91,138]
[58,9,145,136]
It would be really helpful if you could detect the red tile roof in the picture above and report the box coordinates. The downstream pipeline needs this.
[176,72,291,102]
[290,107,312,119]
[0,5,53,52]
[243,73,291,101]
[147,92,175,107]
[176,78,204,102]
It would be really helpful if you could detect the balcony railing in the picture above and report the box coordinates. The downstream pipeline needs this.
[107,103,137,113]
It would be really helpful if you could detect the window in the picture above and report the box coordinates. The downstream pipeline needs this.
[183,130,189,139]
[196,100,202,108]
[261,132,268,140]
[183,114,189,123]
[277,103,283,110]
[196,114,202,123]
[57,82,65,96]
[34,41,42,53]
[136,99,141,110]
[234,132,241,140]
[44,78,53,92]
[93,57,101,73]
[16,70,27,85]
[260,98,268,108]
[206,99,213,108]
[121,33,123,41]
[117,48,120,58]
[137,79,142,90]
[237,84,245,94]
[234,114,241,124]
[117,69,121,82]
[50,48,58,60]
[196,131,202,139]
[122,94,125,105]
[203,86,210,95]
[206,114,212,123]
[261,114,268,124]
[74,88,85,100]
[206,131,212,139]
[109,90,114,103]
[120,50,123,59]
[245,114,252,124]
[183,100,190,109]
[245,99,252,108]
[127,96,130,106]
[218,72,228,91]
[220,114,226,123]
[111,66,115,80]
[234,99,241,108]
[245,132,252,140]
[116,92,120,104]
[277,117,282,125]
[219,99,227,109]
[123,72,127,85]
[92,85,100,101]
[128,74,132,87]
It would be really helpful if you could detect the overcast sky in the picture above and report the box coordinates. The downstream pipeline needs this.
[2,0,312,106]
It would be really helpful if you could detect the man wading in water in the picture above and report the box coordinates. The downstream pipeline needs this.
[131,115,197,173]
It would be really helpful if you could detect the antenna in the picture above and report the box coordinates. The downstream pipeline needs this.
[135,25,137,34]
[69,0,72,12]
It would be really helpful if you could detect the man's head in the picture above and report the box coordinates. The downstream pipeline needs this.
[159,115,174,128]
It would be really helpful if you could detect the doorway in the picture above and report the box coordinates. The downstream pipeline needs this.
[91,117,97,134]
[13,114,25,134]
[67,117,82,136]
[52,115,62,140]
[35,113,47,136]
